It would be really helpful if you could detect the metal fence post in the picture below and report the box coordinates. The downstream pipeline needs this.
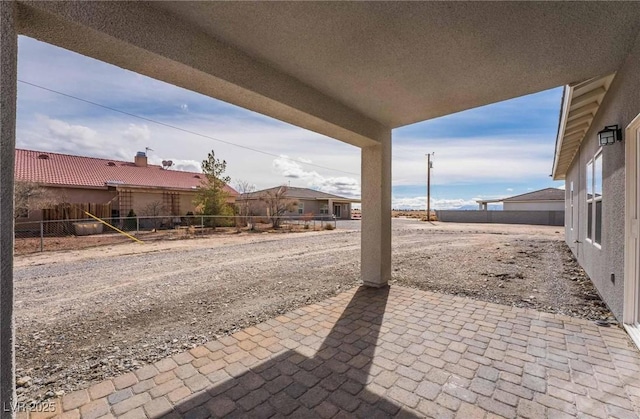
[136,216,140,233]
[201,216,204,235]
[40,221,44,252]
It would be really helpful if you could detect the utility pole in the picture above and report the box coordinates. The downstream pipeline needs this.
[426,153,432,220]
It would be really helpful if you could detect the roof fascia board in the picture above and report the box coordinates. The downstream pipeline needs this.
[116,185,203,193]
[552,85,574,180]
[42,184,110,191]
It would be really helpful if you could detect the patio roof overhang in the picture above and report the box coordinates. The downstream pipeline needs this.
[552,73,617,180]
[15,2,640,140]
[316,198,361,204]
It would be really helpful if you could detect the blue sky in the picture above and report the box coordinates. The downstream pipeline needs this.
[16,36,564,209]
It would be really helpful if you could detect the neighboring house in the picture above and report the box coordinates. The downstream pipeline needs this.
[14,149,238,222]
[552,62,640,345]
[237,186,359,220]
[439,188,565,226]
[502,188,565,211]
[475,188,565,211]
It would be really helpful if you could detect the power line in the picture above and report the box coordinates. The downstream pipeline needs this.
[17,79,360,176]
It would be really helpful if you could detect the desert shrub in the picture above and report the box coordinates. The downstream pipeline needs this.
[324,223,335,230]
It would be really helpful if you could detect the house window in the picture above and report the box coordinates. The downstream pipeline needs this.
[586,152,603,246]
[320,204,328,214]
[594,152,603,245]
[298,202,304,215]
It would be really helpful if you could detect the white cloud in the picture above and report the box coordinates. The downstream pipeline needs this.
[180,104,189,111]
[20,115,133,161]
[506,188,514,192]
[123,123,151,143]
[147,156,201,173]
[273,156,360,198]
[392,196,478,210]
[392,195,508,210]
[393,136,555,186]
[46,117,97,143]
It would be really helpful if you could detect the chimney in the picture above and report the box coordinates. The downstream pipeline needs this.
[134,151,147,167]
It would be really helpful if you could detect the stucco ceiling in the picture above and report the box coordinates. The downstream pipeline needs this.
[154,2,640,128]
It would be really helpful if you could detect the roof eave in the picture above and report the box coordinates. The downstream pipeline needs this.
[551,85,573,181]
[551,73,616,181]
[314,197,361,203]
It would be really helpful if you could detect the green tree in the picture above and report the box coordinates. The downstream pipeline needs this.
[194,150,233,218]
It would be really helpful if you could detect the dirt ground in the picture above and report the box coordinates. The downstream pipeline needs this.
[13,222,328,256]
[13,220,612,404]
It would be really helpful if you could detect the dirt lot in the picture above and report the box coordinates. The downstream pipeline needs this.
[14,222,329,256]
[13,220,612,403]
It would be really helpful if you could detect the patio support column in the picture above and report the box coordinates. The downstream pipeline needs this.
[361,131,392,287]
[0,0,17,414]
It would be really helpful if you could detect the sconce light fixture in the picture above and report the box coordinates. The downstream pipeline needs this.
[598,125,622,146]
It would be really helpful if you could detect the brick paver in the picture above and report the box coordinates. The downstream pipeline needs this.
[25,285,640,417]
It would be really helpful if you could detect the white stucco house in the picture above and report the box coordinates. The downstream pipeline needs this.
[475,187,565,211]
[553,64,640,347]
[502,188,565,211]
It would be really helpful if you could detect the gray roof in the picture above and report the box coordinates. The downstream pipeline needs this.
[239,186,358,201]
[502,188,565,202]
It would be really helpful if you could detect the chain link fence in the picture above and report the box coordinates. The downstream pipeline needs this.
[14,215,337,255]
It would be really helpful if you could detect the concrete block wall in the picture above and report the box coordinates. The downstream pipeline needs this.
[436,210,565,226]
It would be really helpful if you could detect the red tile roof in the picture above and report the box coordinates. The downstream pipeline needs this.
[14,149,238,195]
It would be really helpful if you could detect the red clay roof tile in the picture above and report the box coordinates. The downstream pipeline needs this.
[14,149,238,195]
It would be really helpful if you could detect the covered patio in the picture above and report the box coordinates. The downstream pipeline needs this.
[3,1,640,414]
[48,286,640,417]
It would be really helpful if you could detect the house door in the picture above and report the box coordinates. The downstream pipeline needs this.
[333,204,341,218]
[624,113,640,347]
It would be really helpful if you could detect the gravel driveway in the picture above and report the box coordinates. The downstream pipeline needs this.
[13,219,610,404]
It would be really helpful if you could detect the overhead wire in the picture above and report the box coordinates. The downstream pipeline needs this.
[17,79,360,176]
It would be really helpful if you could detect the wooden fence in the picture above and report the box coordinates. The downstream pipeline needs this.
[42,203,112,234]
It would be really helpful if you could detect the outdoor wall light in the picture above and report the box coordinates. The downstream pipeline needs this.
[598,125,622,146]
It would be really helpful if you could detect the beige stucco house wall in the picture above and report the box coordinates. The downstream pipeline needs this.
[554,30,640,327]
[237,187,358,220]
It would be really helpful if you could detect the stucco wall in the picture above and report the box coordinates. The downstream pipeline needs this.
[504,201,565,211]
[563,31,640,321]
[436,210,564,226]
[236,198,350,219]
[16,186,117,222]
[123,190,205,216]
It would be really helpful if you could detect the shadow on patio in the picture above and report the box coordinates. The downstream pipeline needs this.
[162,285,421,418]
[56,285,640,418]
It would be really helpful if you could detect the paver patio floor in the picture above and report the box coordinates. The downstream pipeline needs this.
[44,285,640,418]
